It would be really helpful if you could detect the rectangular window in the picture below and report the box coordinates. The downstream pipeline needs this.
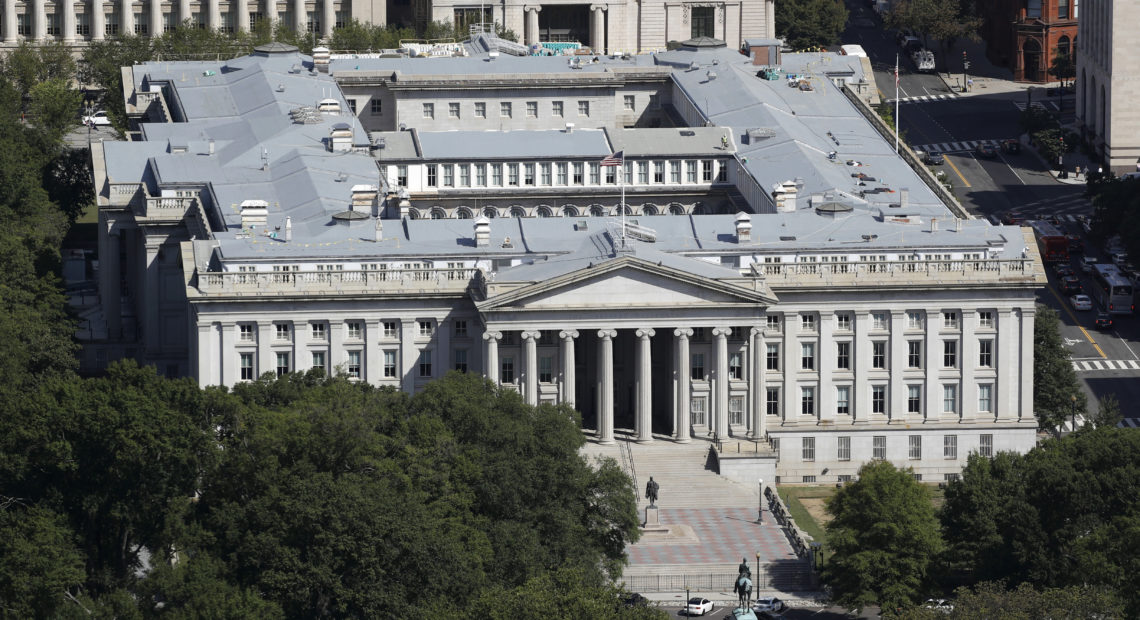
[491,164,503,186]
[105,12,120,35]
[347,351,361,379]
[589,162,600,185]
[577,100,589,116]
[310,322,326,340]
[729,396,744,425]
[836,342,851,370]
[458,164,470,187]
[623,94,635,110]
[873,435,886,460]
[383,321,398,338]
[311,351,326,373]
[717,164,727,182]
[418,320,434,337]
[423,103,434,119]
[802,437,815,461]
[442,165,454,187]
[306,11,320,32]
[240,353,254,380]
[909,435,922,459]
[801,343,816,370]
[669,160,681,184]
[556,162,568,185]
[686,160,697,183]
[653,161,664,183]
[766,344,780,371]
[978,311,994,328]
[872,341,887,369]
[943,384,957,414]
[945,473,960,482]
[474,102,486,118]
[691,397,707,425]
[572,162,584,184]
[419,350,432,378]
[907,311,924,329]
[691,5,715,37]
[526,101,538,117]
[524,163,535,186]
[979,340,993,367]
[501,357,515,383]
[766,388,780,416]
[767,315,781,330]
[943,311,958,329]
[539,356,553,383]
[239,324,254,342]
[908,385,922,414]
[475,164,487,187]
[335,9,347,28]
[691,353,705,381]
[836,386,850,415]
[45,12,61,35]
[1057,0,1069,19]
[455,349,468,373]
[944,435,958,459]
[801,386,815,416]
[426,165,438,187]
[908,340,922,368]
[801,313,816,331]
[552,101,563,117]
[397,165,408,187]
[636,161,649,185]
[729,353,743,380]
[161,12,174,33]
[248,12,262,32]
[838,474,853,483]
[702,160,713,182]
[500,102,512,117]
[978,384,993,413]
[276,352,290,377]
[346,321,363,340]
[837,436,851,461]
[540,162,552,185]
[383,350,397,378]
[872,313,888,330]
[605,165,616,184]
[448,102,460,118]
[872,385,886,414]
[453,320,467,337]
[943,341,958,368]
[1026,0,1041,18]
[837,313,852,331]
[507,163,520,186]
[979,434,993,457]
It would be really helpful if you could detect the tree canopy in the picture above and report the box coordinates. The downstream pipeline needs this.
[822,460,943,614]
[774,0,849,50]
[886,0,981,51]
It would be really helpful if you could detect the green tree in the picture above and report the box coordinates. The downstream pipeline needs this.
[151,21,253,60]
[944,581,1123,619]
[0,40,77,104]
[135,553,284,619]
[1033,305,1085,436]
[822,460,943,614]
[80,34,155,132]
[1089,394,1122,429]
[28,79,83,143]
[886,0,980,52]
[467,568,667,619]
[0,504,86,618]
[775,0,848,50]
[1049,50,1075,86]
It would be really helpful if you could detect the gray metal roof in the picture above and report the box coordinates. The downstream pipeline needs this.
[416,128,611,160]
[608,127,734,157]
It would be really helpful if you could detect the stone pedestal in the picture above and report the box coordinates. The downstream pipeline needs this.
[644,505,660,527]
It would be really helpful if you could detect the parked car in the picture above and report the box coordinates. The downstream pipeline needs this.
[1061,275,1082,294]
[923,151,945,165]
[1002,213,1024,225]
[1095,313,1114,329]
[1070,294,1093,311]
[754,597,785,612]
[975,143,998,158]
[1000,138,1021,154]
[1066,235,1084,252]
[686,597,714,616]
[82,110,111,126]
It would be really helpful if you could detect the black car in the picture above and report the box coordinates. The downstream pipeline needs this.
[1067,235,1084,252]
[975,143,998,158]
[923,152,945,165]
[1061,275,1082,294]
[1054,263,1075,278]
[1000,139,1021,154]
[1095,313,1113,329]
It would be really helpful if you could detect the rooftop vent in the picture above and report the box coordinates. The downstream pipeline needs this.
[329,122,353,152]
[312,46,330,72]
[734,212,752,243]
[239,199,269,231]
[565,122,574,133]
[289,106,322,124]
[706,70,717,81]
[284,216,292,241]
[474,216,490,247]
[374,217,383,242]
[815,201,853,217]
[772,180,799,212]
[351,184,379,214]
[679,129,696,137]
[317,98,341,114]
[746,127,776,144]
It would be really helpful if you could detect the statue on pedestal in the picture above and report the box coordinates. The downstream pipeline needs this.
[644,477,659,507]
[734,561,753,610]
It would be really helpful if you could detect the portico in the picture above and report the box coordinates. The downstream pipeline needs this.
[474,243,775,444]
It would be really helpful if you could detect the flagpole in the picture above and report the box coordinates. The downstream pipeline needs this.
[620,161,626,247]
[895,54,900,154]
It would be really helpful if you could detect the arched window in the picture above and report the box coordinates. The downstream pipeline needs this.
[407,208,421,220]
[536,206,553,218]
[669,203,687,216]
[430,207,447,219]
[509,206,527,218]
[692,203,707,215]
[483,207,498,218]
[561,205,579,217]
[588,205,606,217]
[1057,35,1071,57]
[643,204,659,216]
[618,204,633,215]
[455,207,474,219]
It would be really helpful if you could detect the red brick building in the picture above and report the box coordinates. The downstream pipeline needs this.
[979,0,1079,82]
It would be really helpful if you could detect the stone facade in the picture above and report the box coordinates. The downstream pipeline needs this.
[1075,0,1140,174]
[978,0,1078,82]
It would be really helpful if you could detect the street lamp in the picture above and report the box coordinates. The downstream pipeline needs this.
[1071,394,1078,433]
[757,478,764,523]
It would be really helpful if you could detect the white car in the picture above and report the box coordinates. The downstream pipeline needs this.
[1070,294,1092,311]
[83,110,111,126]
[685,596,714,616]
[754,596,785,612]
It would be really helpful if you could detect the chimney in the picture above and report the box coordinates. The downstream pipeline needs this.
[565,122,574,133]
[734,212,752,242]
[208,138,215,155]
[285,216,292,241]
[773,180,798,212]
[351,184,379,215]
[312,46,331,72]
[899,187,909,208]
[374,217,383,242]
[329,123,352,152]
[239,200,269,231]
[930,217,938,233]
[955,217,962,232]
[474,216,491,247]
[398,197,411,219]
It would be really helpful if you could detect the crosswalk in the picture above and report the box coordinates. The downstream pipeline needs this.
[913,139,1000,155]
[1120,418,1140,429]
[1012,100,1059,112]
[885,93,959,105]
[991,212,1086,225]
[1071,359,1140,372]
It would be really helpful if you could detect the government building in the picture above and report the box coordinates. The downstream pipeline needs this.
[88,35,1043,483]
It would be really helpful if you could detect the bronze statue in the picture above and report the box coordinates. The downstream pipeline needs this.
[738,557,751,579]
[645,477,659,507]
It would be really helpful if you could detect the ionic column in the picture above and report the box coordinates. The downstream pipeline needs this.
[364,320,381,384]
[399,319,415,393]
[329,321,344,381]
[257,321,273,380]
[750,327,765,439]
[1019,308,1035,421]
[483,330,502,384]
[122,0,134,35]
[196,322,215,386]
[674,328,693,443]
[960,312,977,424]
[33,0,46,40]
[436,318,450,378]
[889,310,906,423]
[322,0,333,38]
[293,0,304,33]
[712,327,731,439]
[818,313,834,423]
[178,0,191,25]
[559,330,579,408]
[589,5,605,53]
[263,0,276,26]
[3,0,16,43]
[207,0,219,30]
[521,331,540,406]
[101,222,122,338]
[635,328,655,443]
[92,0,106,41]
[524,6,540,46]
[294,318,310,374]
[63,0,76,42]
[143,241,161,355]
[924,310,942,422]
[149,0,162,37]
[235,0,249,32]
[219,322,236,386]
[853,311,870,423]
[597,329,617,444]
[997,309,1016,421]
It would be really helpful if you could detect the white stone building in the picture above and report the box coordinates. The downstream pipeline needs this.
[1075,0,1140,174]
[88,39,1042,483]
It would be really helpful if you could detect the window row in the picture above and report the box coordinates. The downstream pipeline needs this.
[235,319,469,341]
[763,383,995,416]
[800,433,991,461]
[422,99,593,120]
[418,159,726,189]
[237,348,471,381]
[707,338,998,374]
[7,9,347,37]
[764,310,996,332]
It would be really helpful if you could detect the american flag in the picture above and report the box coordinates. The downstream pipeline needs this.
[601,150,624,167]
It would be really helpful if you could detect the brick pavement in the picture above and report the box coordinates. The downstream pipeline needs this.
[627,507,799,566]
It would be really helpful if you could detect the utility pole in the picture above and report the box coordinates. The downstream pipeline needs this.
[962,51,970,93]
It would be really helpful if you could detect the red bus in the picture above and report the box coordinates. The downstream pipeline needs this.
[1029,220,1068,262]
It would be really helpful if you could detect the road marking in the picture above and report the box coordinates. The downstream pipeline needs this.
[943,155,971,188]
[1063,337,1084,346]
[1048,285,1107,359]
[1001,152,1026,185]
[1071,359,1140,372]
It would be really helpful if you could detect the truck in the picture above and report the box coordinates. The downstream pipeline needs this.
[912,49,935,72]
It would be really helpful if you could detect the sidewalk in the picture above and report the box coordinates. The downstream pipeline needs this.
[638,589,829,608]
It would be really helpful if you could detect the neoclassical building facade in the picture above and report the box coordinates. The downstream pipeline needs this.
[1075,0,1140,174]
[89,39,1042,482]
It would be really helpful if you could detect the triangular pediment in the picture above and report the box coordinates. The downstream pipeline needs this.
[477,255,775,312]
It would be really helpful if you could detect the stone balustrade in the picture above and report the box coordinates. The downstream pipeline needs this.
[752,257,1044,287]
[195,268,479,296]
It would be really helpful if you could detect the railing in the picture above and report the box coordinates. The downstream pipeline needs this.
[620,436,638,504]
[622,563,814,592]
[108,183,144,207]
[765,487,813,559]
[750,258,1040,285]
[139,195,197,221]
[196,268,479,296]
